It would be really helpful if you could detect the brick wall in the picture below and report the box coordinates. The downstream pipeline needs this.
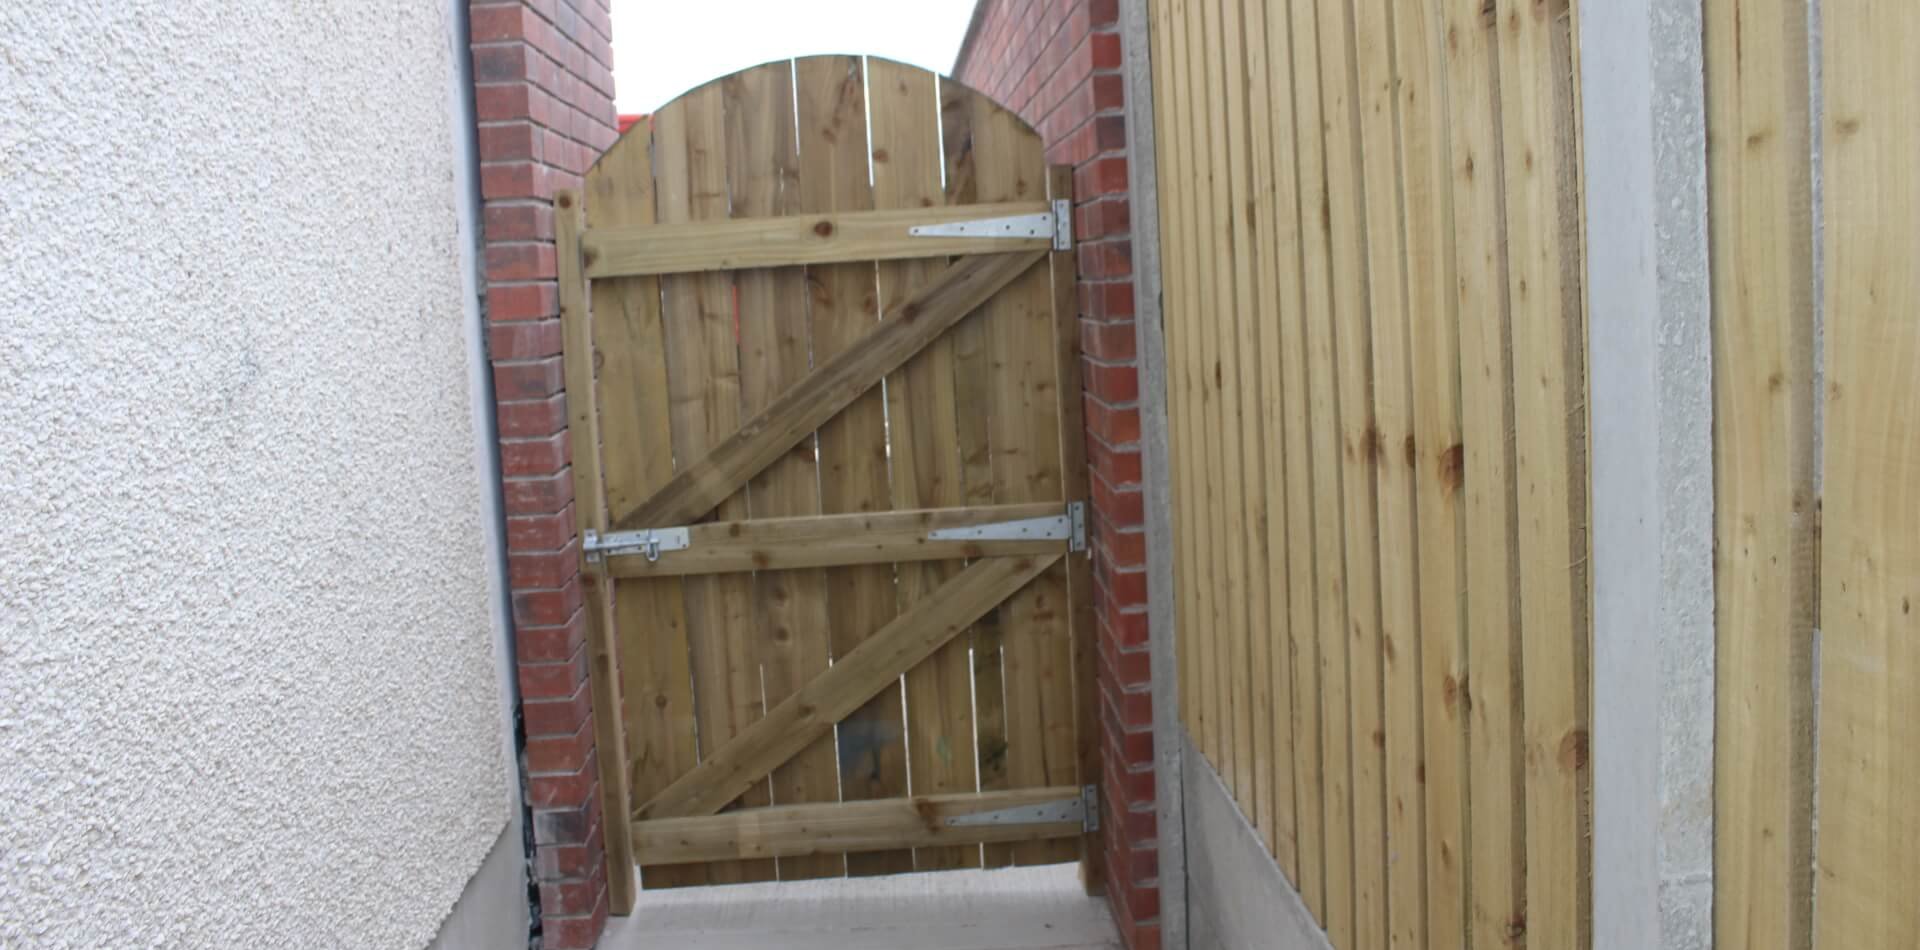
[467,1,620,947]
[954,5,1158,949]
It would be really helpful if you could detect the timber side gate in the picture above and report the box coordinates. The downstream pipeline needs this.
[554,56,1102,907]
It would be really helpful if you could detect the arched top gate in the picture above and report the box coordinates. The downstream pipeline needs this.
[555,56,1100,906]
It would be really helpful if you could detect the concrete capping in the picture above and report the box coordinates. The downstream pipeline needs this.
[1180,731,1332,950]
[1578,2,1716,947]
[1116,0,1186,947]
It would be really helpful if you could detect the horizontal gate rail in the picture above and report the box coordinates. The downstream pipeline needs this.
[592,502,1083,577]
[632,787,1087,865]
[637,553,1059,820]
[582,202,1058,278]
[612,250,1047,533]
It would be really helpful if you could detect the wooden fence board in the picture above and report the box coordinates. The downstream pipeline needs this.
[653,81,776,886]
[1394,1,1470,944]
[723,61,845,883]
[1496,2,1592,944]
[1318,0,1388,942]
[794,54,914,878]
[558,189,639,912]
[1704,0,1817,945]
[585,116,706,891]
[1215,0,1267,838]
[1238,0,1298,876]
[1814,2,1920,944]
[939,79,1017,868]
[868,56,983,874]
[965,89,1080,869]
[1352,0,1428,942]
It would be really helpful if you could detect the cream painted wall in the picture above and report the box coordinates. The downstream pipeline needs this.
[0,2,516,946]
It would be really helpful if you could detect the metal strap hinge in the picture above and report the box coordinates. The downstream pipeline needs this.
[907,202,1074,252]
[581,526,690,565]
[942,792,1091,830]
[1082,783,1100,832]
[925,502,1087,553]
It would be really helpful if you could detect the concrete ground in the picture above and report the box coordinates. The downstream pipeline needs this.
[600,863,1121,950]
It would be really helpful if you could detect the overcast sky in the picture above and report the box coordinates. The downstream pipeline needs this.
[611,0,980,115]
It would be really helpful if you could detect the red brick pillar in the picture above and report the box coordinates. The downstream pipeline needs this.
[467,1,620,946]
[956,3,1158,947]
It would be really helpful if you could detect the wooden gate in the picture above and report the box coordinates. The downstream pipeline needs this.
[554,56,1099,907]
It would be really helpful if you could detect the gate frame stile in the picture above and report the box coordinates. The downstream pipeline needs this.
[555,187,640,913]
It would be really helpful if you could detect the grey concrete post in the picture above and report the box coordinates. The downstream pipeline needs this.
[1579,1,1716,947]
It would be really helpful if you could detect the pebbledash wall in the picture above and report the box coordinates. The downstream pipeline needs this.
[463,0,623,946]
[1,1,525,948]
[952,5,1160,950]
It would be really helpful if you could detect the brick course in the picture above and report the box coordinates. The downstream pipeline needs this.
[467,0,619,945]
[955,4,1158,947]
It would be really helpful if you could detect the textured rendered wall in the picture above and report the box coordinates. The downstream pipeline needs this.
[0,3,513,947]
[953,4,1158,949]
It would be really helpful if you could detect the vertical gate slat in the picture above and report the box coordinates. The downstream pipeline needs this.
[653,82,776,886]
[939,81,1016,868]
[723,61,846,883]
[794,55,915,877]
[950,86,1079,868]
[868,58,984,873]
[585,119,705,890]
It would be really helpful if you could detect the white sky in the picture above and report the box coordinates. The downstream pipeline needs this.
[610,0,980,115]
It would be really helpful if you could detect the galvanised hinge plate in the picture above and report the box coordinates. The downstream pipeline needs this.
[909,212,1054,242]
[943,794,1087,829]
[582,526,690,565]
[1082,783,1100,833]
[925,503,1087,552]
[907,204,1073,252]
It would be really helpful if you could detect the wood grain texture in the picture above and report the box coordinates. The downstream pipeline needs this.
[940,77,1017,869]
[654,80,775,885]
[1394,1,1470,944]
[1237,0,1299,877]
[868,57,983,874]
[794,55,913,877]
[1495,1,1591,944]
[1259,0,1327,908]
[585,115,706,891]
[723,61,844,882]
[1351,0,1428,942]
[598,504,1073,578]
[1814,2,1920,944]
[1289,0,1353,923]
[613,250,1045,534]
[1704,0,1816,945]
[1445,4,1528,943]
[558,188,638,911]
[960,84,1079,869]
[633,788,1086,865]
[583,203,1053,278]
[639,555,1060,822]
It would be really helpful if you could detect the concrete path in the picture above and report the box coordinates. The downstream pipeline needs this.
[600,863,1121,950]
